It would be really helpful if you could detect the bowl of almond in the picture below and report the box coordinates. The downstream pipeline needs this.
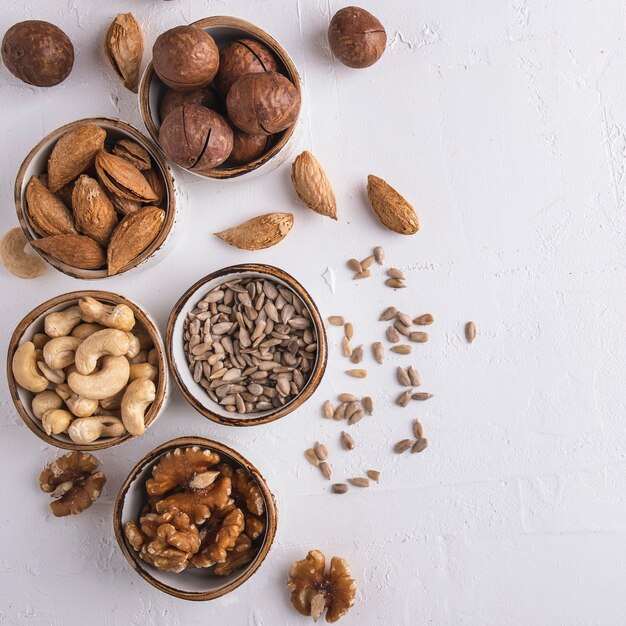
[14,117,177,279]
[166,264,328,426]
[6,290,168,450]
[114,436,277,600]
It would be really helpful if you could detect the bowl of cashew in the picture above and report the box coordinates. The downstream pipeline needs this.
[7,290,168,450]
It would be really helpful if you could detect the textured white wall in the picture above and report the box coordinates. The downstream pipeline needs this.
[2,0,626,624]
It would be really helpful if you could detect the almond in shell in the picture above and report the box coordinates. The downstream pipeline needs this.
[214,212,293,250]
[291,151,337,220]
[25,176,77,237]
[47,125,107,192]
[104,13,144,93]
[142,169,165,206]
[107,206,165,275]
[31,235,106,269]
[72,175,119,246]
[109,193,142,215]
[366,175,419,235]
[95,150,158,203]
[112,139,151,170]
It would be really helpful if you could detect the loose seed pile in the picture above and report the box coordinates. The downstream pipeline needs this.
[183,276,318,414]
[321,393,373,425]
[394,419,428,454]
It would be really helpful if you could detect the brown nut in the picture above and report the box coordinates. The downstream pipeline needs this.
[159,86,221,122]
[226,72,300,135]
[214,38,278,96]
[159,104,233,171]
[2,20,74,86]
[191,506,245,567]
[328,6,386,69]
[229,130,271,165]
[152,25,218,92]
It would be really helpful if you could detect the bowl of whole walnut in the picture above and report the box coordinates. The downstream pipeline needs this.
[166,264,328,426]
[139,16,302,179]
[114,436,277,600]
[7,290,168,450]
[14,117,176,279]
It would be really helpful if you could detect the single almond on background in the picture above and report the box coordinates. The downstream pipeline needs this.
[104,13,144,93]
[215,212,293,250]
[31,234,106,269]
[366,174,419,235]
[291,151,337,220]
[72,175,118,246]
[25,176,77,237]
[0,228,46,278]
[107,205,165,275]
[95,150,158,203]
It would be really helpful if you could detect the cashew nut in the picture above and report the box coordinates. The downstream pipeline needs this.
[55,384,98,418]
[32,333,51,349]
[126,333,141,359]
[67,355,130,400]
[43,336,82,369]
[37,360,65,384]
[148,348,159,366]
[42,409,72,435]
[130,350,147,364]
[74,329,130,375]
[71,323,105,340]
[12,341,48,393]
[99,388,125,410]
[121,378,155,436]
[129,363,158,382]
[68,415,126,444]
[44,305,82,338]
[32,390,63,420]
[132,324,153,350]
[79,297,135,332]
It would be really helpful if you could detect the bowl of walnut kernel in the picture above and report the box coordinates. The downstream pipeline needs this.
[113,436,277,600]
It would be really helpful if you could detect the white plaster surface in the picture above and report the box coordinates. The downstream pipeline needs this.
[1,0,625,624]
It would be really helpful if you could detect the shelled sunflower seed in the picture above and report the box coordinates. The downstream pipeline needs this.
[397,366,412,386]
[347,477,370,488]
[412,438,428,453]
[387,267,405,280]
[373,246,385,265]
[322,393,373,425]
[372,341,384,364]
[332,483,349,494]
[407,366,421,386]
[414,313,434,325]
[366,469,381,482]
[314,441,328,461]
[322,400,334,419]
[319,461,332,480]
[413,392,433,401]
[394,319,411,337]
[394,419,429,456]
[410,331,429,343]
[394,439,413,454]
[412,419,424,439]
[385,278,406,289]
[347,259,362,273]
[344,322,354,340]
[362,396,374,415]
[379,306,398,321]
[346,369,367,378]
[327,315,344,326]
[354,269,371,279]
[396,311,412,327]
[350,344,364,364]
[340,431,355,450]
[304,448,320,467]
[396,390,413,407]
[465,321,477,343]
[341,336,352,357]
[183,276,317,414]
[390,345,412,355]
[386,327,400,343]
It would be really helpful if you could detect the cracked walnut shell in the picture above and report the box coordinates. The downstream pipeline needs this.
[125,507,200,573]
[288,550,356,623]
[39,451,106,517]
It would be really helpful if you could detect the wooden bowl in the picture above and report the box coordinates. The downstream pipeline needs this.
[166,264,328,426]
[7,290,168,451]
[113,436,277,600]
[139,16,302,180]
[14,117,177,280]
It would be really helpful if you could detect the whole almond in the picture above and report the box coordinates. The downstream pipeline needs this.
[104,13,143,93]
[31,235,105,269]
[291,151,337,220]
[107,206,165,275]
[215,212,293,250]
[95,150,158,203]
[72,175,118,246]
[367,175,419,235]
[143,169,165,206]
[112,139,151,170]
[25,176,77,237]
[47,125,107,192]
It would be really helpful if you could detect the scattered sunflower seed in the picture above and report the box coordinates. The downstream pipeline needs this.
[340,431,355,450]
[347,259,362,273]
[396,367,411,386]
[347,477,370,488]
[362,396,374,415]
[412,392,433,401]
[322,400,334,419]
[372,341,384,364]
[346,369,367,378]
[366,469,381,482]
[387,267,405,280]
[412,438,428,453]
[348,409,365,425]
[396,311,412,327]
[344,322,354,340]
[305,448,319,467]
[338,393,359,403]
[328,315,345,326]
[396,390,413,407]
[394,319,411,336]
[314,441,328,461]
[410,331,429,343]
[412,419,424,439]
[319,461,332,480]
[465,321,477,343]
[341,337,353,357]
[354,269,372,279]
[373,246,385,264]
[414,313,434,325]
[361,255,375,270]
[379,306,398,321]
[391,345,412,355]
[386,327,400,343]
[332,483,349,494]
[334,403,348,420]
[385,278,406,289]
[394,439,413,454]
[350,344,364,364]
[407,366,421,387]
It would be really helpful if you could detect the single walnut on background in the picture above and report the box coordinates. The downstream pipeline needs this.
[39,451,105,517]
[288,550,356,623]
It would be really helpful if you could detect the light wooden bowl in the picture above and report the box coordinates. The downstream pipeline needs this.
[6,290,168,451]
[113,436,277,600]
[166,264,328,426]
[139,16,302,180]
[14,117,177,279]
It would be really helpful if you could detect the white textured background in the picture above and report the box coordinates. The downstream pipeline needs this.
[1,1,625,624]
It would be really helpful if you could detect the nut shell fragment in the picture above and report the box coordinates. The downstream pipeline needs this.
[104,13,143,93]
[215,212,293,250]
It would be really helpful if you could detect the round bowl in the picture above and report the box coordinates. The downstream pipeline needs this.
[166,264,327,426]
[7,290,168,451]
[14,117,177,280]
[113,436,277,600]
[139,16,302,180]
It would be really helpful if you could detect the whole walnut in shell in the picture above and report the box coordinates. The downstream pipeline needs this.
[230,130,271,165]
[214,38,278,97]
[159,104,233,171]
[159,86,222,122]
[226,71,300,135]
[2,20,74,86]
[328,6,386,69]
[152,25,219,92]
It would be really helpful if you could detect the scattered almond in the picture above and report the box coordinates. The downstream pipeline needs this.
[105,13,144,93]
[291,151,337,220]
[366,175,419,235]
[214,212,293,250]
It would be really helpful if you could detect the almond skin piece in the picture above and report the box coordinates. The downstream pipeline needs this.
[25,176,77,237]
[31,234,106,269]
[366,175,419,235]
[47,125,106,192]
[72,175,119,246]
[291,151,337,220]
[95,150,158,203]
[107,206,165,275]
[215,212,294,250]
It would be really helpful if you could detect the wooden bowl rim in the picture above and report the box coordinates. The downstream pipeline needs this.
[14,117,177,280]
[6,290,168,451]
[113,436,278,600]
[139,15,302,180]
[166,264,328,426]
